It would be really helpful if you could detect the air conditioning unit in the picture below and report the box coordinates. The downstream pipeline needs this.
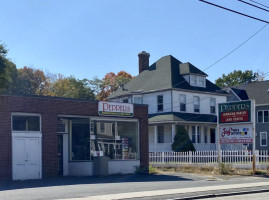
[57,119,68,133]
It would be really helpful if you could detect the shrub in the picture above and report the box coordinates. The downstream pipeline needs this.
[172,126,195,152]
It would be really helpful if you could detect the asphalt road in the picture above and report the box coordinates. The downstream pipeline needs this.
[1,172,269,200]
[203,192,269,200]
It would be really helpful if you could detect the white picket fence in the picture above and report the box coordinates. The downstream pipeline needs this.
[149,151,269,169]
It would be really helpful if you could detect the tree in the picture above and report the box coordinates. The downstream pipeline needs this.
[0,43,17,93]
[97,71,133,100]
[50,76,95,100]
[14,66,48,95]
[172,126,195,152]
[215,70,260,88]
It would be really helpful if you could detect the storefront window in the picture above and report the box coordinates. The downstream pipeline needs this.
[91,119,139,160]
[70,119,90,161]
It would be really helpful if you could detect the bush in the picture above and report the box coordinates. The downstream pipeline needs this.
[172,126,195,152]
[219,163,234,175]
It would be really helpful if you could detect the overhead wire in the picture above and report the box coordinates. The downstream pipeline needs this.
[198,0,269,23]
[249,0,269,9]
[237,0,269,12]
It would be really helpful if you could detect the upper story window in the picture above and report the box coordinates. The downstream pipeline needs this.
[157,95,163,112]
[122,98,128,103]
[134,97,142,104]
[180,94,186,112]
[210,98,216,114]
[193,96,200,113]
[258,110,269,123]
[12,114,41,132]
[190,75,206,87]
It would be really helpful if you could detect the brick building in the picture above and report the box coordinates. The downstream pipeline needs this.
[0,95,148,180]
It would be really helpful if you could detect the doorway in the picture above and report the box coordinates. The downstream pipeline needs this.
[58,135,63,176]
[12,134,42,180]
[210,128,216,143]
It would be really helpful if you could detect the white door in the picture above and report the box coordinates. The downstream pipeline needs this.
[13,136,42,180]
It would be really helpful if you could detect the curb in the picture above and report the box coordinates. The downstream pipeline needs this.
[174,188,269,199]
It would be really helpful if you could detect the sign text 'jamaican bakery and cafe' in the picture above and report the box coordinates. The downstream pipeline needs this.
[218,100,251,124]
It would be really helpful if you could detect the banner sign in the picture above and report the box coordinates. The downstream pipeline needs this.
[218,100,251,124]
[219,124,253,144]
[98,101,134,117]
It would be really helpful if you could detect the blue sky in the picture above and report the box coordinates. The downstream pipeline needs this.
[0,0,268,82]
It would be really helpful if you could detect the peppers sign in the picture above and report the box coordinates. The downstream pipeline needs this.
[98,101,134,117]
[218,100,251,124]
[219,124,253,144]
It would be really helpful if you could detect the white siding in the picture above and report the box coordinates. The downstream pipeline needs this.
[172,90,227,114]
[143,91,172,114]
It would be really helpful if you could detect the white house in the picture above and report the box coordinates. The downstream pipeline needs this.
[108,51,228,151]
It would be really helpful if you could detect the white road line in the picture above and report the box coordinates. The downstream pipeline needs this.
[56,181,269,200]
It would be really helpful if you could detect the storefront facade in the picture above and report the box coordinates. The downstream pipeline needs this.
[0,95,148,180]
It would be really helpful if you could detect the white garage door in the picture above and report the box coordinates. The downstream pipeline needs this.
[12,134,42,180]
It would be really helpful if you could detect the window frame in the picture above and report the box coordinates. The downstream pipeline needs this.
[11,112,41,132]
[193,96,200,113]
[257,110,269,123]
[157,94,164,112]
[157,125,164,143]
[210,97,216,114]
[179,94,186,112]
[260,132,267,147]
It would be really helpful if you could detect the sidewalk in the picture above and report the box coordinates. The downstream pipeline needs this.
[58,181,269,200]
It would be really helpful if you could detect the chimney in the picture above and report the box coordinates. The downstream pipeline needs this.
[138,51,150,74]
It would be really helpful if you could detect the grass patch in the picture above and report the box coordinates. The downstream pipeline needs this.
[151,165,269,176]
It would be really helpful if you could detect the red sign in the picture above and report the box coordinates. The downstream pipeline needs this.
[220,110,249,123]
[218,100,251,124]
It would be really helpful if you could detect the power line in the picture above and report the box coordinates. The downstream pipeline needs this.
[238,0,269,12]
[250,0,269,9]
[203,23,268,71]
[198,0,269,23]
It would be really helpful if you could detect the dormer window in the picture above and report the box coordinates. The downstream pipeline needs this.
[189,75,206,87]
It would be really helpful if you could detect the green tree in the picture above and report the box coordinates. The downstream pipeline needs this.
[0,43,17,93]
[50,76,95,100]
[215,70,260,88]
[172,126,195,152]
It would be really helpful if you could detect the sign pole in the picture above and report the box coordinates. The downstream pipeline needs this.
[252,100,256,174]
[217,124,221,171]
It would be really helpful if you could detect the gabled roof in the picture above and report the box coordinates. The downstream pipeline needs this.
[148,112,217,123]
[179,62,207,76]
[108,55,227,99]
[230,87,249,100]
[233,80,269,105]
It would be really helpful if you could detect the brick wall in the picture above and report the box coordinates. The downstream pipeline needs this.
[0,95,148,180]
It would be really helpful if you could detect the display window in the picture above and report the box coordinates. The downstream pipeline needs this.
[90,119,139,160]
[69,117,139,161]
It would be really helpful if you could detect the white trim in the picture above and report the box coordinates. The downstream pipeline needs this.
[256,103,269,106]
[90,116,139,122]
[260,132,267,147]
[58,114,90,118]
[148,121,216,125]
[229,88,242,101]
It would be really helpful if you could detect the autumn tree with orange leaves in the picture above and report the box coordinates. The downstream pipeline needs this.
[96,71,133,100]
